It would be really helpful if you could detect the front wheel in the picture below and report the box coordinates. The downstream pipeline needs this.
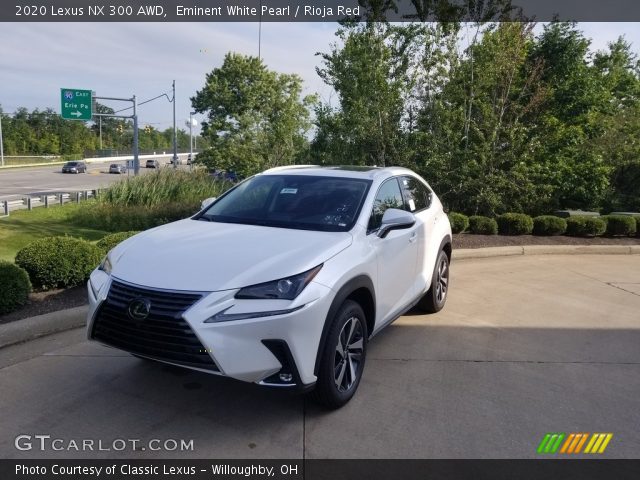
[418,249,450,313]
[312,300,367,409]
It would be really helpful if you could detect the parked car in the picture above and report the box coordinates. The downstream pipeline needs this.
[145,159,159,168]
[62,161,87,174]
[109,164,126,174]
[87,166,452,408]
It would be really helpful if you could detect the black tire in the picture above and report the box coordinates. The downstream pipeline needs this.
[418,249,450,313]
[312,300,368,409]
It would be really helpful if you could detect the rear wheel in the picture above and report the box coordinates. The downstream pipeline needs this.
[418,249,450,313]
[312,300,367,409]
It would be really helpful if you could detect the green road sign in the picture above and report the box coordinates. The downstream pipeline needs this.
[60,88,92,120]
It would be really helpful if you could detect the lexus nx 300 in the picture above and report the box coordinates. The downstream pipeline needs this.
[87,166,452,408]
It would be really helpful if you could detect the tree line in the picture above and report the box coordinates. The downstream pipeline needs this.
[192,21,640,215]
[0,104,207,157]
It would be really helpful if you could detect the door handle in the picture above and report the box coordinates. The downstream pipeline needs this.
[409,232,418,243]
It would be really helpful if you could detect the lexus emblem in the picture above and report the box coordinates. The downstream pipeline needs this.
[128,298,151,321]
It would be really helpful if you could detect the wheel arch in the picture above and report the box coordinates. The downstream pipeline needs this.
[313,275,375,376]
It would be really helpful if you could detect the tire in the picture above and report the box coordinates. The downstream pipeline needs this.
[418,249,450,313]
[312,300,367,409]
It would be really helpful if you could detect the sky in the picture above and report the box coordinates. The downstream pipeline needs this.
[0,22,639,134]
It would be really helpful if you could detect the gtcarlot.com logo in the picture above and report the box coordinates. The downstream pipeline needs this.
[537,433,613,454]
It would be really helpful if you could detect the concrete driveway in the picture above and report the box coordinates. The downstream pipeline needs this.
[1,254,638,459]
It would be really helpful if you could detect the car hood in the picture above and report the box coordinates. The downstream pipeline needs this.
[110,219,352,292]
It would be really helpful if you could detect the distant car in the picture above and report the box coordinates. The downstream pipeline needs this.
[62,161,87,174]
[109,164,126,174]
[145,159,159,169]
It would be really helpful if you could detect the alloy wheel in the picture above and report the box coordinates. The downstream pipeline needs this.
[334,316,364,392]
[435,255,449,304]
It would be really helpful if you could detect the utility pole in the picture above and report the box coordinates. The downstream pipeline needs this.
[189,112,194,169]
[172,80,178,168]
[258,0,262,59]
[0,112,4,167]
[133,95,139,175]
[99,116,102,149]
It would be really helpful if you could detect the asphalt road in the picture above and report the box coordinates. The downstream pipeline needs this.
[0,161,190,201]
[0,255,638,459]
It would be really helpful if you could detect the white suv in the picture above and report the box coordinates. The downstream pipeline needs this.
[87,166,452,408]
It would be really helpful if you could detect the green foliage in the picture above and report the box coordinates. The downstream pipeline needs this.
[468,216,498,235]
[635,216,640,238]
[533,216,567,236]
[496,213,534,235]
[0,261,32,315]
[448,212,469,234]
[565,216,607,237]
[603,215,637,236]
[96,231,140,254]
[15,237,102,290]
[75,203,199,232]
[191,53,316,177]
[96,169,230,207]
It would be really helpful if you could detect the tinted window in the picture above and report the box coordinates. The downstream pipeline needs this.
[368,178,405,232]
[199,175,371,232]
[400,176,432,212]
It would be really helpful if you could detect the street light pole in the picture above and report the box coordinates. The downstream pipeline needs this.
[0,112,4,167]
[132,95,139,175]
[172,80,178,168]
[189,111,194,167]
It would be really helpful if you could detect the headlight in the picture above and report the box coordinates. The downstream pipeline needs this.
[235,265,323,300]
[99,254,112,275]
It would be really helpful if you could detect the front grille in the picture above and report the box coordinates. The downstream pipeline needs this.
[91,279,218,371]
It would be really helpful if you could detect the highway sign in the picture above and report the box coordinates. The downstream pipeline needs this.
[60,88,92,121]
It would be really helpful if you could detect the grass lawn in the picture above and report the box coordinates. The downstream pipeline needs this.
[0,203,109,262]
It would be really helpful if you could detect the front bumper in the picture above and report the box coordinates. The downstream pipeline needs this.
[87,271,333,387]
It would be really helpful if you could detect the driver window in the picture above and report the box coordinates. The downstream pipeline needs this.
[368,178,404,232]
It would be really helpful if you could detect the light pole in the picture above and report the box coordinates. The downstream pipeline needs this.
[0,112,4,167]
[172,80,178,168]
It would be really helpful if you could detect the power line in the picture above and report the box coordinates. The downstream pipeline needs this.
[112,92,173,114]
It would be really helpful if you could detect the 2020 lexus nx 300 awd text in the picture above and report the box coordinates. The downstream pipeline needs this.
[87,166,452,408]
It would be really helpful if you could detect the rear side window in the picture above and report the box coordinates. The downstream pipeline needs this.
[368,178,405,232]
[400,176,432,212]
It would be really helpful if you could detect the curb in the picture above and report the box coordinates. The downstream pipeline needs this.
[1,245,638,348]
[453,244,640,260]
[0,305,87,349]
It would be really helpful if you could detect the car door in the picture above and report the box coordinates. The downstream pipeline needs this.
[367,177,419,329]
[399,175,438,294]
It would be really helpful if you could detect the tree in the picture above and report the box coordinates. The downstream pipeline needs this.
[191,53,316,177]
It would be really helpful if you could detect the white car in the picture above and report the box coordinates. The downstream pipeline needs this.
[87,166,452,408]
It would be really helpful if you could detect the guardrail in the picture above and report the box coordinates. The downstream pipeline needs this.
[1,190,97,217]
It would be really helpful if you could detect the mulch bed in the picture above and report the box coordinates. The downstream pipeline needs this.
[2,234,639,324]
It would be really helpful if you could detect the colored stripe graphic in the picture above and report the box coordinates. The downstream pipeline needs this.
[539,433,613,454]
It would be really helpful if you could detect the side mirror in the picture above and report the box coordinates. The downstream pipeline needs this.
[377,208,416,238]
[201,197,216,210]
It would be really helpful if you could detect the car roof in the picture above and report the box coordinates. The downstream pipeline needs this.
[260,165,418,181]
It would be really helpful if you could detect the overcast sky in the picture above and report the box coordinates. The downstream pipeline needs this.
[1,22,638,133]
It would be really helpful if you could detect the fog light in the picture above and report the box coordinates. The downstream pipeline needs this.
[279,373,293,383]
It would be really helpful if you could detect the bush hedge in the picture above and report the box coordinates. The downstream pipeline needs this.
[635,216,640,238]
[75,202,198,232]
[533,216,567,236]
[603,215,637,236]
[496,213,534,235]
[448,212,469,234]
[0,261,32,315]
[96,231,140,254]
[468,216,498,235]
[565,216,607,237]
[15,237,103,290]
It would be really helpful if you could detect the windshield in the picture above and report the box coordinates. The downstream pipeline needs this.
[66,162,77,166]
[198,174,371,232]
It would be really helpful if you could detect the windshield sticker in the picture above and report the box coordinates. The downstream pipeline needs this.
[280,188,298,194]
[408,199,416,211]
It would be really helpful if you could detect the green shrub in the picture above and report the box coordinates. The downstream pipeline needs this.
[96,231,140,254]
[448,212,469,234]
[98,169,231,207]
[0,261,32,315]
[565,216,607,237]
[75,202,198,232]
[468,216,498,235]
[603,215,637,236]
[496,213,534,235]
[635,216,640,238]
[15,237,103,290]
[533,216,567,236]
